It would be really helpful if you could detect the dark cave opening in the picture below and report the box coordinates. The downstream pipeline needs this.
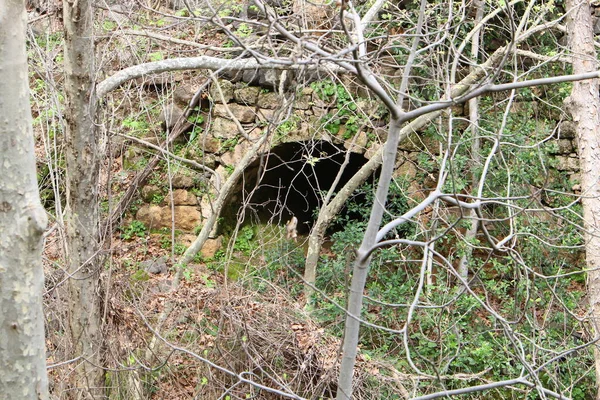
[226,140,371,234]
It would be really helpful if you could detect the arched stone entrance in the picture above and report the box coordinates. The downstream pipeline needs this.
[223,140,370,233]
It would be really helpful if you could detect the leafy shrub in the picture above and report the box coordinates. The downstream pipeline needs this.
[121,220,147,240]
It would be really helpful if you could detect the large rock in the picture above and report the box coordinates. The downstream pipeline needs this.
[212,117,239,139]
[355,99,380,116]
[558,121,577,139]
[161,206,202,231]
[312,90,330,108]
[248,127,264,141]
[177,234,197,247]
[136,205,163,229]
[256,108,276,123]
[292,0,331,30]
[555,155,580,171]
[261,69,294,89]
[257,91,283,109]
[213,103,256,123]
[172,174,194,189]
[343,131,368,154]
[399,133,439,154]
[221,141,250,166]
[159,104,185,130]
[364,143,382,160]
[548,139,575,155]
[198,135,221,153]
[209,79,234,103]
[294,87,313,110]
[198,194,214,221]
[394,160,418,179]
[167,189,198,206]
[173,83,196,107]
[234,86,261,104]
[122,148,144,170]
[201,236,223,258]
[140,185,163,203]
[141,256,168,274]
[174,234,223,258]
[185,148,218,168]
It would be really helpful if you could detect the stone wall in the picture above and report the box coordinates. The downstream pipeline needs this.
[132,78,386,234]
[131,78,581,235]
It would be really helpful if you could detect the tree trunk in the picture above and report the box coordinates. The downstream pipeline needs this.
[565,1,600,397]
[130,130,273,399]
[62,0,104,397]
[336,119,402,400]
[457,0,484,283]
[0,1,50,399]
[304,150,383,297]
[304,46,507,292]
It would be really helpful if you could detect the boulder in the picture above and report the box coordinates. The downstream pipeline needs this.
[555,156,580,171]
[555,139,575,154]
[234,86,261,104]
[122,148,144,170]
[167,189,198,206]
[173,83,196,107]
[212,117,239,139]
[214,103,256,123]
[221,141,250,166]
[343,131,368,154]
[136,205,163,229]
[558,121,577,139]
[162,206,202,231]
[294,87,313,110]
[258,69,292,88]
[256,108,276,123]
[172,174,194,189]
[177,234,197,246]
[209,79,234,103]
[185,148,218,168]
[257,91,283,109]
[159,103,185,130]
[199,136,221,154]
[201,236,223,258]
[394,161,418,179]
[142,256,168,274]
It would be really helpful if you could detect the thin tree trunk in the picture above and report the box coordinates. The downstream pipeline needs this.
[336,119,402,400]
[304,47,508,293]
[176,132,272,278]
[62,0,104,397]
[0,1,50,398]
[129,132,273,399]
[565,1,600,396]
[303,145,382,299]
[457,0,484,282]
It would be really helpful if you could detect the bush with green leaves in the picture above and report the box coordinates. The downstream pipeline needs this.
[311,79,369,139]
[121,220,147,240]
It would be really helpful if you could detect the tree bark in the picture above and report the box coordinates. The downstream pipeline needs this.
[176,132,272,280]
[565,0,600,396]
[336,119,402,400]
[303,149,383,297]
[0,1,50,398]
[62,0,104,397]
[457,0,484,283]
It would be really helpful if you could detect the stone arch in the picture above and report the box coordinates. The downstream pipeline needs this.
[222,139,371,234]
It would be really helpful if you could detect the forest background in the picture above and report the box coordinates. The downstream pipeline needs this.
[3,0,600,399]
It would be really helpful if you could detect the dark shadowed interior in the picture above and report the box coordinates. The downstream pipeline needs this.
[224,140,370,234]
